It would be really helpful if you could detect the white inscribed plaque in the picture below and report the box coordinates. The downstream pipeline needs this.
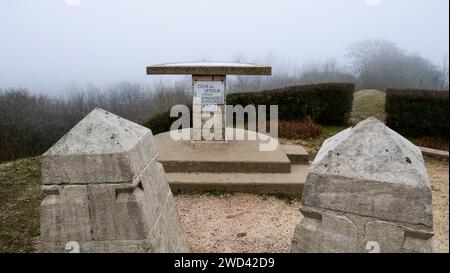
[194,81,225,104]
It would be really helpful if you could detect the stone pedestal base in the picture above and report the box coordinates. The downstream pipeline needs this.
[292,207,434,253]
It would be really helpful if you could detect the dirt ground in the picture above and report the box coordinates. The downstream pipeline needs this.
[175,193,301,253]
[175,157,449,253]
[426,158,449,253]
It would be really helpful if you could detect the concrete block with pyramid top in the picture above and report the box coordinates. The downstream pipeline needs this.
[291,118,434,253]
[40,108,189,253]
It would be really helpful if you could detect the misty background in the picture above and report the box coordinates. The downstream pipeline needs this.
[0,0,449,94]
[0,0,449,162]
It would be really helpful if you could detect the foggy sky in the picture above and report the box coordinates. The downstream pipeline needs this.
[0,0,448,94]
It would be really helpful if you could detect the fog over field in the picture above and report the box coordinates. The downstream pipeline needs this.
[0,0,449,94]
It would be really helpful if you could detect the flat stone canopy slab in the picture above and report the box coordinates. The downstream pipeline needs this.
[147,62,272,75]
[154,128,291,173]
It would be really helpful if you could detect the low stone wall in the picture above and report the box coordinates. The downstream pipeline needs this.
[420,146,449,160]
[40,108,189,253]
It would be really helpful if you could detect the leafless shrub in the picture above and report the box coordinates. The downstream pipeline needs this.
[0,82,190,162]
[228,56,354,92]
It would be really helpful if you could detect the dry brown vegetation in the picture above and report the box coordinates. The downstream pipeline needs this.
[278,118,322,140]
[0,85,190,162]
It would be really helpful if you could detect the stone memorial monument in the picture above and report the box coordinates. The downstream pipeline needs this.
[147,62,271,143]
[291,118,435,253]
[146,62,311,196]
[40,108,189,253]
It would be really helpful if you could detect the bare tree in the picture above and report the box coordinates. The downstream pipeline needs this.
[0,82,191,162]
[348,39,445,90]
[228,55,354,92]
[439,55,449,89]
[299,58,355,84]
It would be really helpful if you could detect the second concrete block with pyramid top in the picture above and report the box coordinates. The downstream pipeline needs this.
[291,118,434,253]
[40,108,189,253]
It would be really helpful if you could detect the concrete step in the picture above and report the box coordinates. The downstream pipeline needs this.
[166,164,309,197]
[282,144,309,164]
[154,129,292,174]
[160,159,291,174]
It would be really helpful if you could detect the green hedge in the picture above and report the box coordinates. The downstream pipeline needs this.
[227,83,355,125]
[144,83,355,135]
[143,105,193,135]
[386,89,449,139]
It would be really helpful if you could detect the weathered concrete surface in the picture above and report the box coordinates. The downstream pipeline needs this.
[153,129,310,196]
[282,145,309,164]
[40,108,188,253]
[147,62,272,76]
[292,118,434,253]
[42,108,156,184]
[154,129,291,173]
[167,164,308,197]
[419,146,449,159]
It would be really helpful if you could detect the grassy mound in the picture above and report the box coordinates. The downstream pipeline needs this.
[350,89,386,124]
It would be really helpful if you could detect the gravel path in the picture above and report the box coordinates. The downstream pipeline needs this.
[427,158,449,253]
[175,194,301,253]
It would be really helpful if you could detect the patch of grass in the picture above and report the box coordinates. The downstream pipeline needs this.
[276,195,300,205]
[350,89,386,124]
[280,125,347,159]
[0,156,43,253]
